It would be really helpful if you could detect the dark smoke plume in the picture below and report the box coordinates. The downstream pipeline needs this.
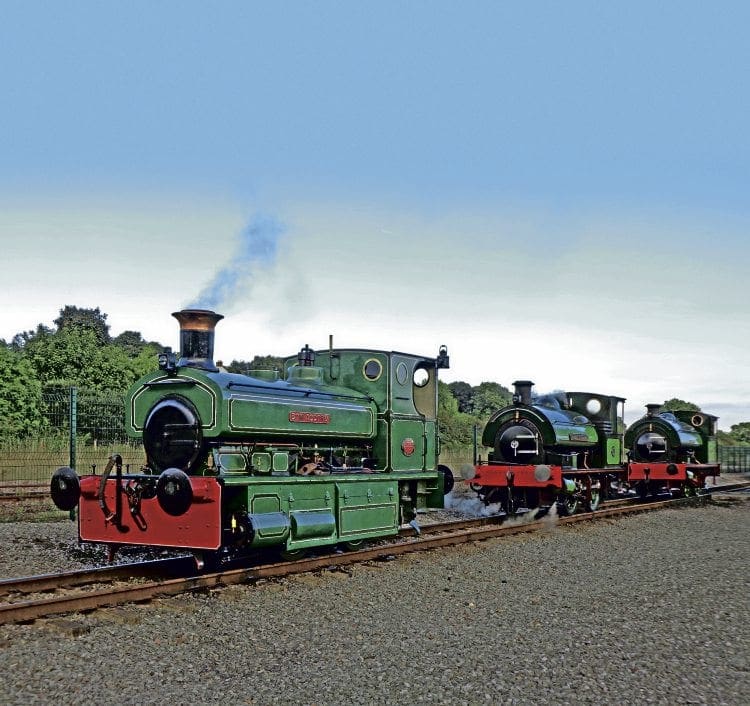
[187,214,284,311]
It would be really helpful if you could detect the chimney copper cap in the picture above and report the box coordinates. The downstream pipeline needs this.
[172,309,224,331]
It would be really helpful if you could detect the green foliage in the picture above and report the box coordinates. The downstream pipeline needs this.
[75,393,127,443]
[447,381,473,413]
[112,330,145,356]
[24,327,105,390]
[438,379,513,451]
[726,422,750,445]
[54,305,111,344]
[717,430,745,447]
[130,345,161,380]
[225,355,285,374]
[0,302,164,445]
[472,381,512,417]
[111,331,165,359]
[661,397,701,412]
[438,381,478,450]
[446,380,512,416]
[10,323,53,351]
[23,326,157,395]
[0,346,44,439]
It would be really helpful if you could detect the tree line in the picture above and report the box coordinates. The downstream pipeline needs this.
[1,305,748,448]
[0,306,292,441]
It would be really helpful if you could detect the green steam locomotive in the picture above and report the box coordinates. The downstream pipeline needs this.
[51,310,452,566]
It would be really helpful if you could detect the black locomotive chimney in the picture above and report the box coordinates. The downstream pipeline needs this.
[172,309,224,372]
[512,380,534,406]
[645,403,662,417]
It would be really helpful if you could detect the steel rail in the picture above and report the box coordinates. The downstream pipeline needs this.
[0,556,194,598]
[3,488,742,626]
[0,492,46,499]
[705,481,750,493]
[0,482,48,503]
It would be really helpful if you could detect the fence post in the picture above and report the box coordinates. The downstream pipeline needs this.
[68,387,78,521]
[68,386,77,471]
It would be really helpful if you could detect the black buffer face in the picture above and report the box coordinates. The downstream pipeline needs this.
[50,466,81,511]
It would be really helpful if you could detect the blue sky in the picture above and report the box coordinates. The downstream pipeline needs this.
[1,2,748,428]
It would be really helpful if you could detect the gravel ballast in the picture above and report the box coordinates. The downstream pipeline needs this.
[1,498,748,705]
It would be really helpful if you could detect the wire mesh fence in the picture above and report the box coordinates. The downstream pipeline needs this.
[0,388,146,496]
[1,388,747,497]
[719,446,750,473]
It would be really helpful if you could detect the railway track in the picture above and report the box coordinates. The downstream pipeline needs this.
[1,482,747,626]
[0,556,195,599]
[0,497,631,604]
[0,483,48,503]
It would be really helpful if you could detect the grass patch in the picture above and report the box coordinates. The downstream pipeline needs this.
[0,438,145,484]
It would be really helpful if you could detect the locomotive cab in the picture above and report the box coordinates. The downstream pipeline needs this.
[567,392,626,468]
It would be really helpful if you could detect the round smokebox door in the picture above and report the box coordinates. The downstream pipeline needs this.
[634,431,669,462]
[143,397,203,472]
[495,423,543,464]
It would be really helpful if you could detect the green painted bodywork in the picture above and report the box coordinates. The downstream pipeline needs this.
[126,348,439,473]
[222,472,442,552]
[707,439,718,464]
[606,438,622,465]
[673,410,720,464]
[123,345,447,554]
[482,407,598,449]
[127,368,377,441]
[625,409,719,464]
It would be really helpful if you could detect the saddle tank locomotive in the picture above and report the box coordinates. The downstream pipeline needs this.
[51,309,453,566]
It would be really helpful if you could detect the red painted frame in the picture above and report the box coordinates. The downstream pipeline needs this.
[627,462,719,483]
[472,464,564,489]
[78,476,223,550]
